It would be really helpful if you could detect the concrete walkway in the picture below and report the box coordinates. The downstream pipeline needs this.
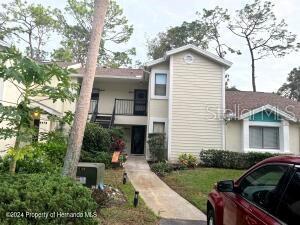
[124,156,206,222]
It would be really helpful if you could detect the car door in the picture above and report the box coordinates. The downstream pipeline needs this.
[275,166,300,225]
[223,164,291,225]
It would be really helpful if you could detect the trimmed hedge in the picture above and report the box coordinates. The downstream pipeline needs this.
[0,173,98,225]
[200,149,280,169]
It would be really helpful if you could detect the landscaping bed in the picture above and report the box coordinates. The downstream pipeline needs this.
[160,168,244,213]
[99,169,159,225]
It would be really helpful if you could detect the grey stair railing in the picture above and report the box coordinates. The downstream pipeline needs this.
[109,99,116,128]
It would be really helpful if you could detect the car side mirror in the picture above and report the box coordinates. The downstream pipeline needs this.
[217,180,234,192]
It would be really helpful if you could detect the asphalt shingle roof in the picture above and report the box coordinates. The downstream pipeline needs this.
[77,67,144,77]
[226,90,300,120]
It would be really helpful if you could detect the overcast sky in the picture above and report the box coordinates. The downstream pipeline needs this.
[2,0,300,92]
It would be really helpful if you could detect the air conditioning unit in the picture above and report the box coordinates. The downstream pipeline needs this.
[76,162,105,189]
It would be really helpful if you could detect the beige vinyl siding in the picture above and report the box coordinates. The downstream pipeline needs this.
[170,51,224,161]
[149,100,168,118]
[225,120,242,152]
[289,123,300,155]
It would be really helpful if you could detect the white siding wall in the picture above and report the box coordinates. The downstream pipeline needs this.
[225,120,242,152]
[169,51,224,161]
[289,123,300,155]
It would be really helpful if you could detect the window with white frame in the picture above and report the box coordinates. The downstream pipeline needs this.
[153,122,165,133]
[154,73,167,96]
[249,126,279,149]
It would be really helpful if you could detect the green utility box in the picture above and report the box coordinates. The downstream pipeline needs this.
[76,162,105,188]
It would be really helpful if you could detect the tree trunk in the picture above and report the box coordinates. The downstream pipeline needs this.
[246,36,256,92]
[62,0,109,178]
[9,130,21,173]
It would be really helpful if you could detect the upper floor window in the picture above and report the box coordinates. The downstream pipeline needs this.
[249,126,279,149]
[155,73,167,96]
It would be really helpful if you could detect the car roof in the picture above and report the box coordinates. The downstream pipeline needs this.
[258,155,300,166]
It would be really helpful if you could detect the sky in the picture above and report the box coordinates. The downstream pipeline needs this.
[2,0,300,93]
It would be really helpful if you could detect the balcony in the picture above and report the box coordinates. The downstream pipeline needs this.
[114,99,147,116]
[89,98,148,127]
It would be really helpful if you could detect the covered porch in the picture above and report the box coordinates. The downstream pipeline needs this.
[87,76,148,128]
[116,124,148,156]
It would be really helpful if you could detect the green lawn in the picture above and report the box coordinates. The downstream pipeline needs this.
[161,168,244,214]
[99,169,159,225]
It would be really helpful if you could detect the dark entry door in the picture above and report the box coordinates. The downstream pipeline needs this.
[131,126,146,154]
[90,89,100,114]
[134,90,147,116]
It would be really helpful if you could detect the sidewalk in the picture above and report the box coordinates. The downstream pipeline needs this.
[124,156,206,221]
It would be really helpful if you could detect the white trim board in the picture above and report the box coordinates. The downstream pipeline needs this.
[167,56,174,161]
[145,44,233,69]
[149,117,168,134]
[150,69,169,100]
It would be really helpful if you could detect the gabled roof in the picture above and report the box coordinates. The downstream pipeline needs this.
[145,44,233,69]
[30,101,62,116]
[226,91,300,121]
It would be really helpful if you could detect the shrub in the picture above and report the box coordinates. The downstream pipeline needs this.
[0,156,9,172]
[109,127,124,139]
[111,138,126,152]
[82,123,111,153]
[0,139,67,174]
[178,153,197,168]
[200,149,280,169]
[39,130,68,144]
[0,173,98,225]
[150,161,173,176]
[147,133,166,162]
[80,151,112,168]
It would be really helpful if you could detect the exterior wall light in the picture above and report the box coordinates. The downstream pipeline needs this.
[32,111,41,119]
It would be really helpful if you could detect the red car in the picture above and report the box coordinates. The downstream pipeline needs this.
[207,156,300,225]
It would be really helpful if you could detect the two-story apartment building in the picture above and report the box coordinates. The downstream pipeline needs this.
[1,44,300,160]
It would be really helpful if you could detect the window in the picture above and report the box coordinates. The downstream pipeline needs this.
[153,122,165,133]
[276,168,300,225]
[155,73,167,96]
[239,165,289,214]
[249,126,279,149]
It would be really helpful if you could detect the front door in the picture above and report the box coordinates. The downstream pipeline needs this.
[134,89,147,116]
[131,126,145,154]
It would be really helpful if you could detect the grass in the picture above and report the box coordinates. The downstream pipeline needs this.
[161,167,244,214]
[99,169,159,225]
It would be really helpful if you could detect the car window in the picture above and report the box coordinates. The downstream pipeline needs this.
[276,167,300,225]
[239,165,289,214]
